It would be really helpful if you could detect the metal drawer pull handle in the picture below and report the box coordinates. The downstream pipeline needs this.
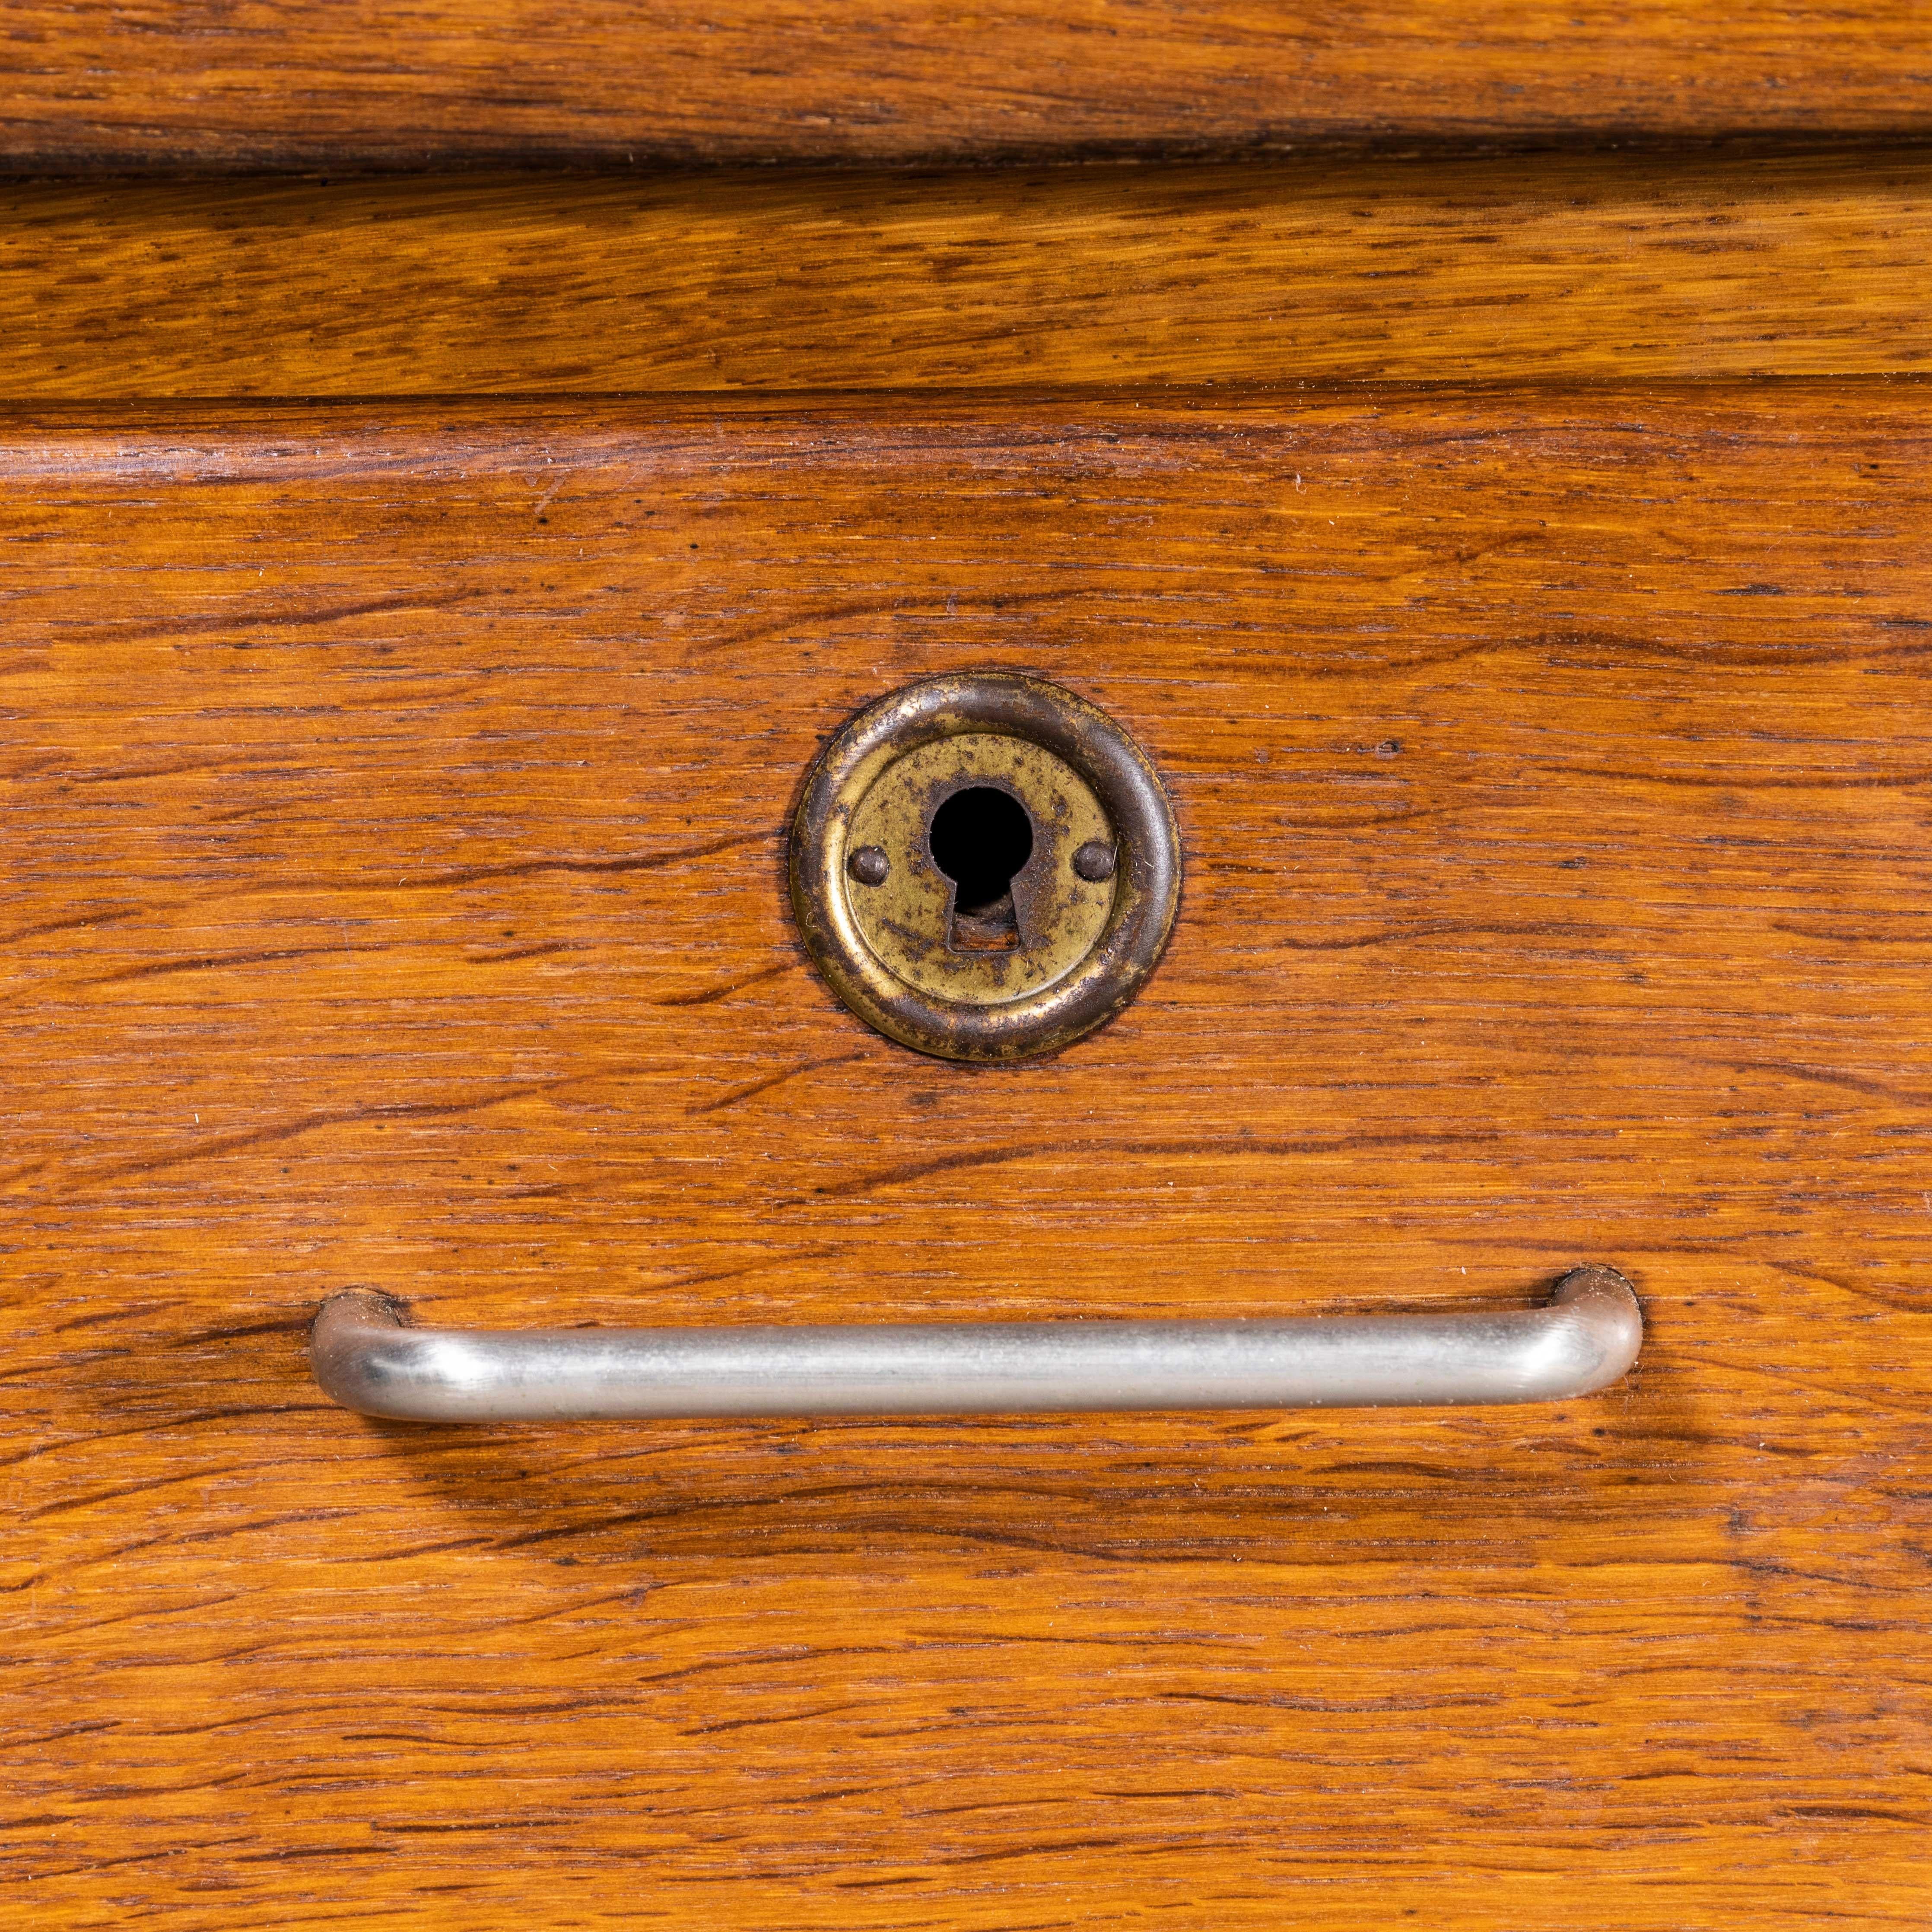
[310,1266,1640,1422]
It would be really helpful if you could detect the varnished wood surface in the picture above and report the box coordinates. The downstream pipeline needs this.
[4,2,1932,171]
[5,386,1929,1926]
[3,152,1932,398]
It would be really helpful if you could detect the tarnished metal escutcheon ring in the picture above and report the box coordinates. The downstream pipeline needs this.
[789,672,1180,1061]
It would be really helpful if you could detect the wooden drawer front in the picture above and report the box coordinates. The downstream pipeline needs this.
[8,388,1929,1927]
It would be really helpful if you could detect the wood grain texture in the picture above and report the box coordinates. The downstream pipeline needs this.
[5,385,1930,1926]
[3,151,1932,399]
[5,1,1932,171]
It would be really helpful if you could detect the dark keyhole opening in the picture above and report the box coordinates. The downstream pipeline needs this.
[929,785,1033,951]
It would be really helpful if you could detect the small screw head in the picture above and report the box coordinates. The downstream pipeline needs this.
[1072,840,1117,883]
[847,845,890,887]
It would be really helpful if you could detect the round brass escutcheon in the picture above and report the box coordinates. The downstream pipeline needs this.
[790,673,1180,1061]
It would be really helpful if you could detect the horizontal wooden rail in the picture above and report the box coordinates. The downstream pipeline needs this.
[2,153,1929,399]
[3,1,1930,172]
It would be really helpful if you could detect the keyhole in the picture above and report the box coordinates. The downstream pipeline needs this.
[929,786,1034,952]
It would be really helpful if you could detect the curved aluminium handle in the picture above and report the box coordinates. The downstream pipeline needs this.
[310,1266,1640,1423]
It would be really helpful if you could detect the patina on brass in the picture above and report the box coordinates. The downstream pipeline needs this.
[790,673,1180,1061]
[845,734,1114,1005]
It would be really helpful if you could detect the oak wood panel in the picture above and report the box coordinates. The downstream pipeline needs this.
[5,387,1930,1927]
[4,152,1932,399]
[5,2,1932,172]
